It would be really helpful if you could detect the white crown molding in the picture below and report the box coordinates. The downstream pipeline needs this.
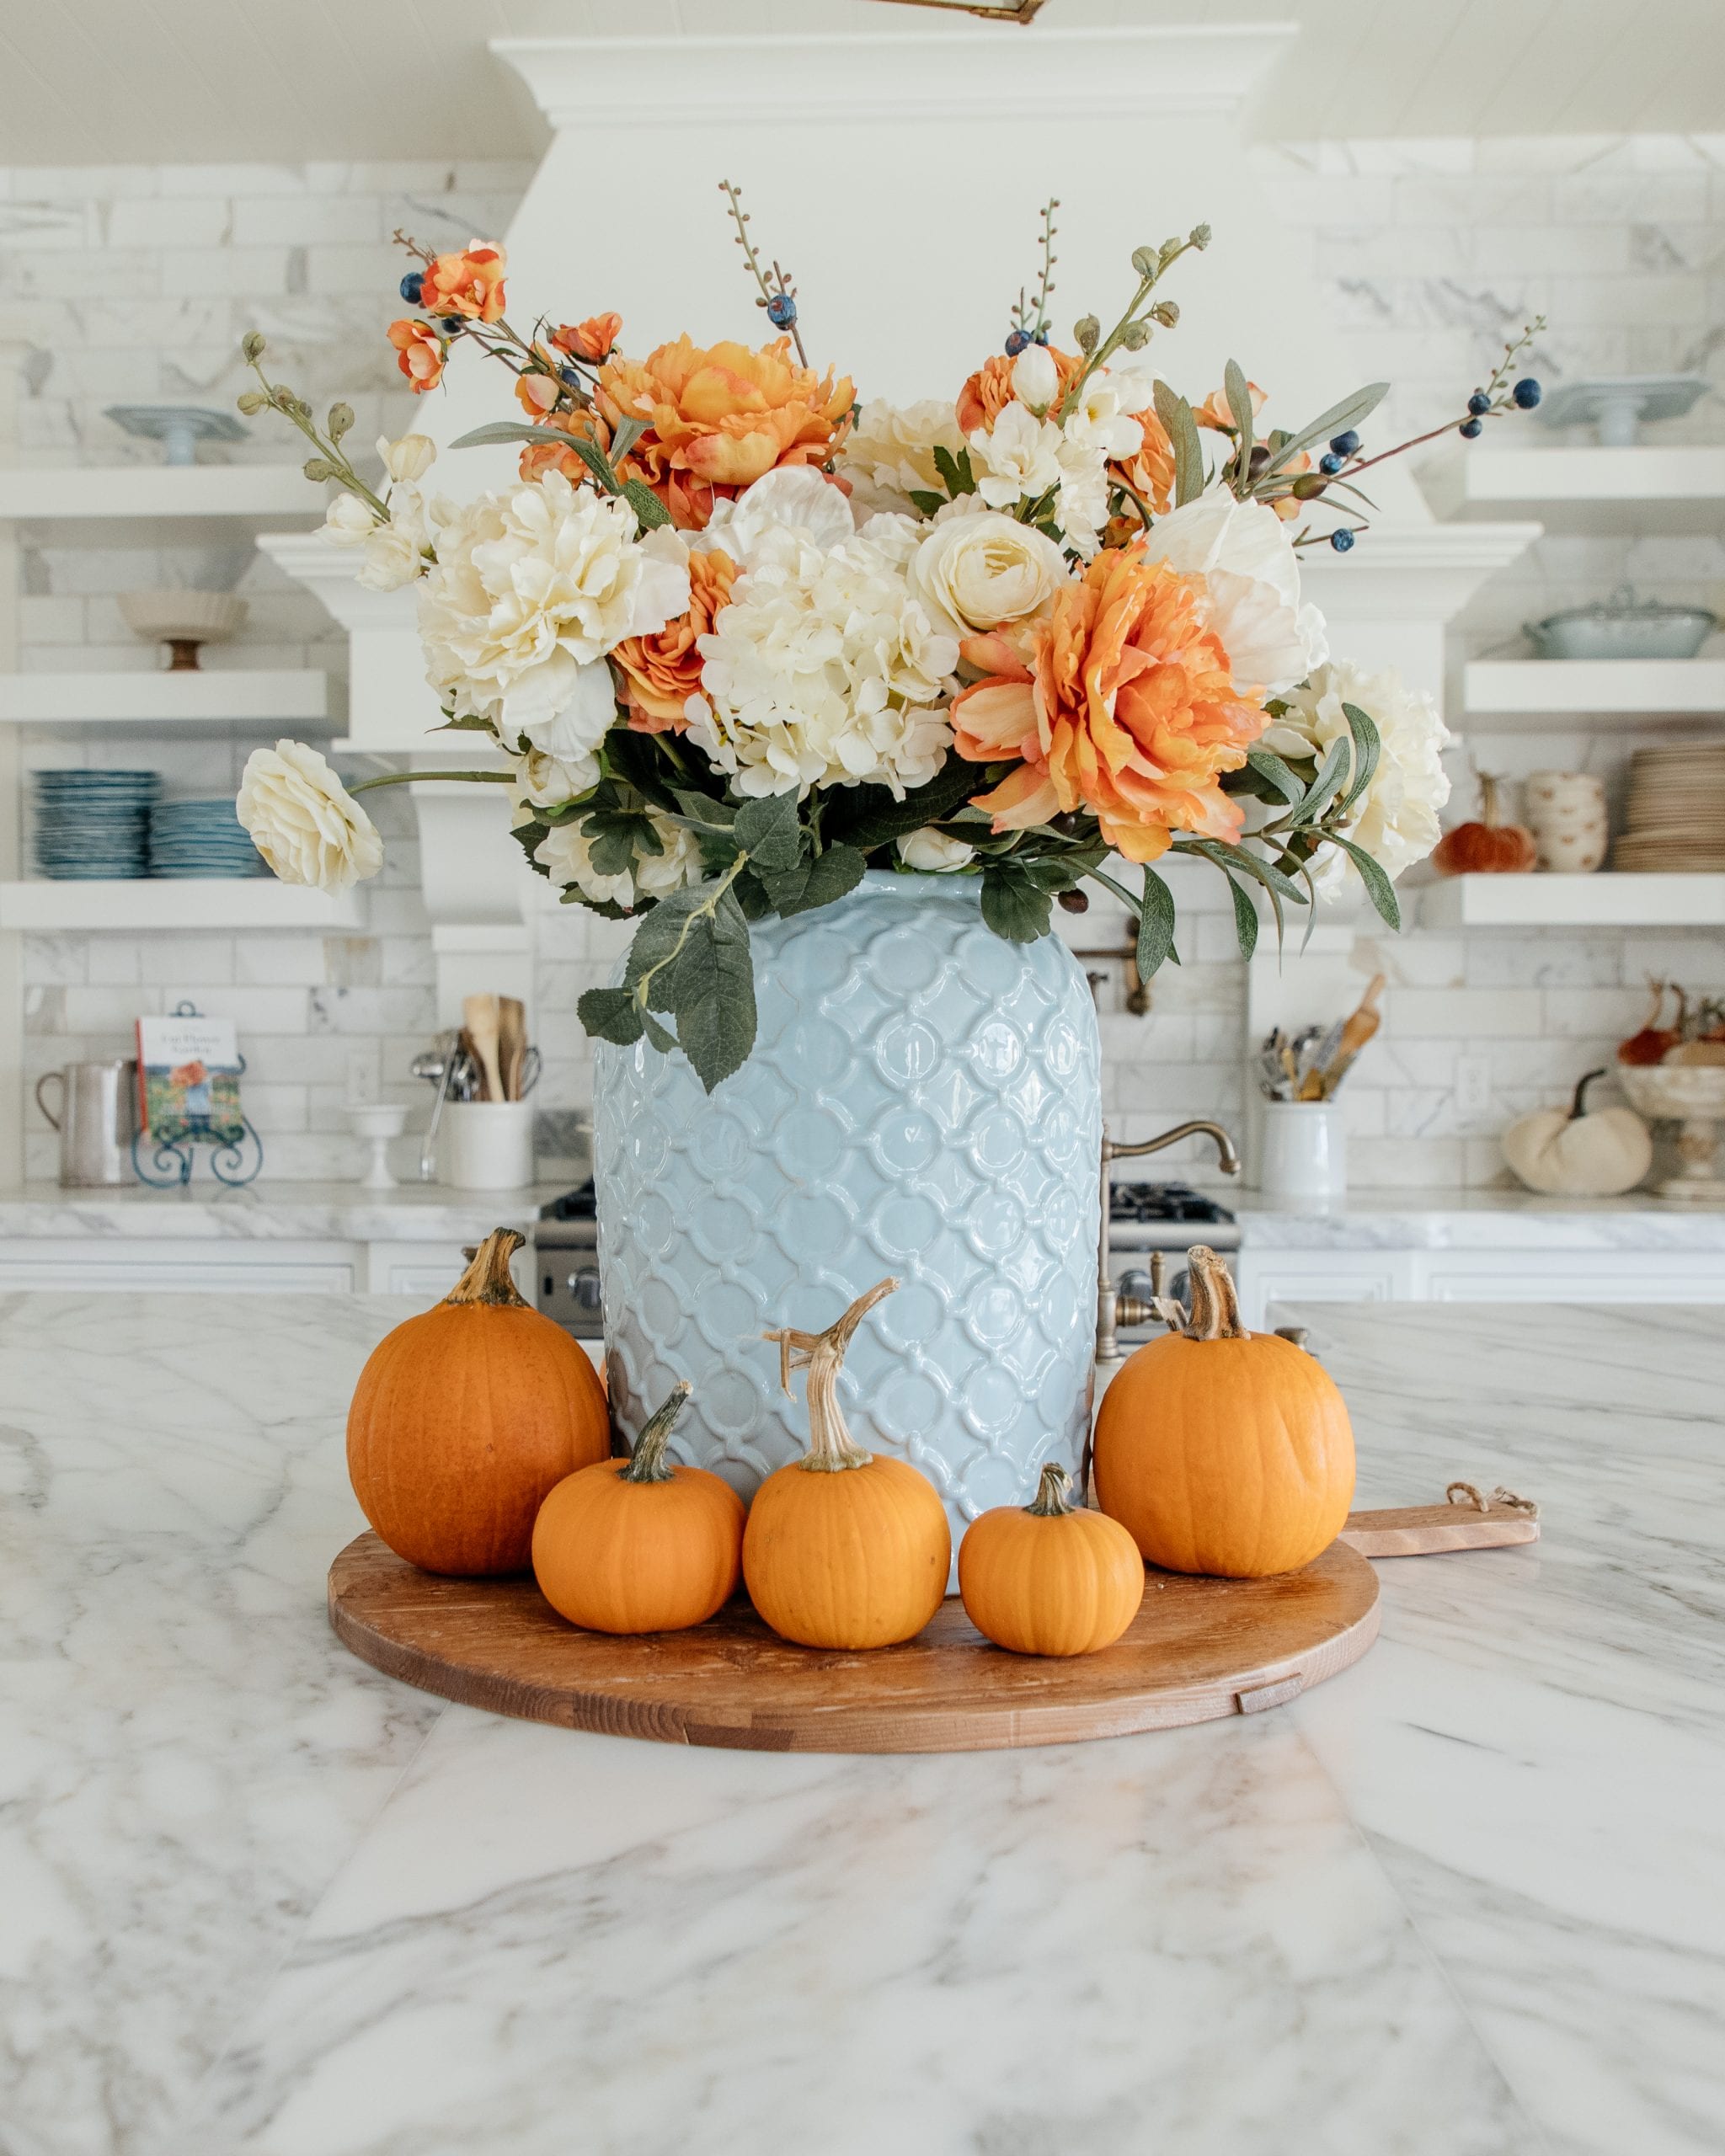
[256,532,414,636]
[490,26,1297,129]
[1301,520,1543,624]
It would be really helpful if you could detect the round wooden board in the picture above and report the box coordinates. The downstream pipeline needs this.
[328,1533,1381,1755]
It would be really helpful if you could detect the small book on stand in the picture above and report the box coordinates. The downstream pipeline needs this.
[135,1014,244,1145]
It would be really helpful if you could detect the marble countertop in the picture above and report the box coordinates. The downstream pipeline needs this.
[4,1292,1722,2156]
[1233,1187,1725,1249]
[0,1180,576,1241]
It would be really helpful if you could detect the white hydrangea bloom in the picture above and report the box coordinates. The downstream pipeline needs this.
[1146,488,1328,697]
[1263,659,1452,899]
[686,526,959,801]
[535,806,702,910]
[835,398,968,518]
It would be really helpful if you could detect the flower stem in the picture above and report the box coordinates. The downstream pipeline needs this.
[345,769,516,795]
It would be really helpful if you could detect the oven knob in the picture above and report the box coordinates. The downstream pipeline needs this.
[567,1267,603,1311]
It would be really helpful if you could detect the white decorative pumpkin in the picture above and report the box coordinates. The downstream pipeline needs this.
[1501,1069,1652,1198]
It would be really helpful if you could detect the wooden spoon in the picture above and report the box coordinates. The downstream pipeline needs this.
[462,993,505,1104]
[499,997,527,1102]
[1302,973,1386,1099]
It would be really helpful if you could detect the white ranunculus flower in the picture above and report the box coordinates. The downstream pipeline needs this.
[1263,659,1451,899]
[907,510,1069,640]
[835,398,968,518]
[512,744,600,809]
[1011,343,1060,413]
[969,403,1064,510]
[1146,488,1327,697]
[320,491,375,546]
[686,525,959,801]
[897,827,976,873]
[694,466,855,566]
[238,739,384,894]
[379,432,435,483]
[536,807,701,910]
[355,485,430,592]
[418,472,689,739]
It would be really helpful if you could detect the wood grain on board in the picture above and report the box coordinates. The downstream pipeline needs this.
[328,1533,1381,1756]
[1339,1502,1541,1558]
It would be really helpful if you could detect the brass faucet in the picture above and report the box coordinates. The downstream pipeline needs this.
[1094,1119,1241,1364]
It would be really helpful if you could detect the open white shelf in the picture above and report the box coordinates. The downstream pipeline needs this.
[1427,446,1725,535]
[0,465,323,542]
[1463,659,1725,719]
[0,878,367,932]
[0,669,337,728]
[1421,873,1725,930]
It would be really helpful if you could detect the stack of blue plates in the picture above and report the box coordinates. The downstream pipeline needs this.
[148,796,267,879]
[32,770,159,879]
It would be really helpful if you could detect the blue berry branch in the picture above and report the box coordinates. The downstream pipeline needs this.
[1007,199,1060,354]
[717,179,809,367]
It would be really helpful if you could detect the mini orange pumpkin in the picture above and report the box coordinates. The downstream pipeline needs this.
[1431,773,1538,877]
[742,1278,950,1651]
[347,1228,610,1577]
[532,1381,745,1634]
[1093,1246,1354,1578]
[959,1463,1144,1657]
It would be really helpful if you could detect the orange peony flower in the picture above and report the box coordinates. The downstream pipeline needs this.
[387,318,446,394]
[554,313,622,364]
[949,545,1268,863]
[419,241,507,324]
[1194,380,1266,433]
[611,548,738,734]
[595,335,854,528]
[957,346,1087,435]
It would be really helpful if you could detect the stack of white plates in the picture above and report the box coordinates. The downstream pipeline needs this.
[1615,744,1725,873]
[32,770,159,879]
[148,797,267,879]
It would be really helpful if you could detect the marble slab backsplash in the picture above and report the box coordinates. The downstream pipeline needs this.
[8,137,1724,1187]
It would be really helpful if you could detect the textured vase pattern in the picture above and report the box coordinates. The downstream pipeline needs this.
[593,873,1102,1561]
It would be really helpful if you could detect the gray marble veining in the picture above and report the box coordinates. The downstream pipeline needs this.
[1,1293,1722,2154]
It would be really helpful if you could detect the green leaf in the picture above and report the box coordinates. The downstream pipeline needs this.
[980,863,1054,942]
[907,488,947,518]
[434,712,497,734]
[1262,382,1389,477]
[1136,865,1177,978]
[825,759,987,851]
[1154,379,1205,506]
[622,889,701,1006]
[733,868,774,922]
[1295,732,1354,827]
[956,446,976,491]
[1338,702,1381,818]
[451,419,590,455]
[668,889,757,1092]
[734,789,804,874]
[601,729,681,809]
[577,986,645,1046]
[510,818,551,879]
[1243,747,1305,807]
[640,1009,678,1054]
[1222,873,1258,960]
[608,416,648,464]
[669,787,738,833]
[622,479,671,530]
[1326,835,1402,931]
[1224,358,1256,471]
[768,844,867,918]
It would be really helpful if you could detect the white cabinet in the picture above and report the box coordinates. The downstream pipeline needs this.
[1236,1251,1413,1328]
[1240,1241,1725,1323]
[0,1236,528,1298]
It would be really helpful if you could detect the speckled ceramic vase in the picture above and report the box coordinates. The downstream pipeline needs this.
[592,871,1102,1573]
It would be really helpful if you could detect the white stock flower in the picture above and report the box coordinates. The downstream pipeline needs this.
[379,433,435,483]
[695,466,856,566]
[237,739,384,894]
[1146,489,1327,697]
[536,807,701,909]
[355,484,430,592]
[1010,343,1060,413]
[969,403,1063,510]
[834,398,968,517]
[896,827,976,873]
[1060,375,1142,459]
[1263,659,1451,899]
[906,510,1069,640]
[320,491,376,546]
[686,526,959,801]
[418,471,689,740]
[1054,439,1111,557]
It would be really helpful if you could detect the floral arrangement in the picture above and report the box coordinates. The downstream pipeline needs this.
[237,195,1541,1091]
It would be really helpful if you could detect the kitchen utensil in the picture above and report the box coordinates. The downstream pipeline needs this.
[1258,1099,1348,1199]
[147,797,267,879]
[119,590,248,670]
[1534,372,1708,447]
[1525,587,1716,662]
[1615,744,1725,872]
[1295,1017,1347,1102]
[462,994,505,1104]
[31,770,158,881]
[346,1102,409,1191]
[411,1031,460,1183]
[1338,1495,1541,1557]
[1310,973,1386,1098]
[35,1059,139,1187]
[499,996,527,1102]
[441,1099,535,1190]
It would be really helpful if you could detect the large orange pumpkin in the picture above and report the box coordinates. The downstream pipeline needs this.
[1092,1246,1354,1578]
[743,1278,950,1651]
[958,1462,1144,1657]
[347,1228,610,1576]
[532,1380,745,1634]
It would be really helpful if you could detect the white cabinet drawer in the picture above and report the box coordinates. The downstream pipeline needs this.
[0,1240,357,1293]
[1416,1253,1725,1303]
[1236,1251,1414,1328]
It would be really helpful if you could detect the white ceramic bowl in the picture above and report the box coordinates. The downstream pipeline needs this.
[120,590,248,648]
[1616,1065,1725,1120]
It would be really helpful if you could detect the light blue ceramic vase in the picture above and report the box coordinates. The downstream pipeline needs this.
[592,872,1102,1571]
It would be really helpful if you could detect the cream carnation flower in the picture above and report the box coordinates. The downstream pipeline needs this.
[536,807,701,910]
[418,471,689,741]
[694,466,854,565]
[896,827,976,873]
[686,526,959,800]
[835,398,968,518]
[907,510,1069,641]
[1146,488,1327,697]
[238,739,384,894]
[1263,659,1451,899]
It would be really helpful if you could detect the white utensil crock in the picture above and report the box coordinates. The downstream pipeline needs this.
[1258,1100,1348,1200]
[441,1100,536,1190]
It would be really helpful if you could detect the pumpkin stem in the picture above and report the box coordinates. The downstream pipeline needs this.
[1480,772,1503,829]
[1026,1461,1077,1517]
[764,1277,899,1472]
[444,1227,531,1308]
[621,1380,692,1484]
[1568,1067,1606,1120]
[1162,1245,1250,1342]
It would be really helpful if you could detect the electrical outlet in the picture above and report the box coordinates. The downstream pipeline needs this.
[1455,1056,1492,1124]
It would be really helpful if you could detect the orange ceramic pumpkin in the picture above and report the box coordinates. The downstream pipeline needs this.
[1093,1246,1354,1578]
[532,1381,744,1634]
[347,1228,610,1576]
[958,1463,1144,1657]
[743,1279,950,1651]
[1431,774,1537,877]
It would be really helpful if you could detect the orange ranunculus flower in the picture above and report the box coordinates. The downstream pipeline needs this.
[515,367,560,419]
[419,241,507,324]
[611,548,738,734]
[387,318,446,394]
[1194,380,1267,433]
[949,545,1268,864]
[1111,406,1176,517]
[554,313,622,364]
[595,335,854,528]
[514,406,611,486]
[956,346,1087,435]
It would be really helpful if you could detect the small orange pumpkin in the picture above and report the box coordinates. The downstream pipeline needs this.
[1432,773,1538,877]
[347,1228,610,1577]
[959,1463,1144,1657]
[1093,1246,1354,1578]
[531,1381,744,1634]
[743,1278,950,1651]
